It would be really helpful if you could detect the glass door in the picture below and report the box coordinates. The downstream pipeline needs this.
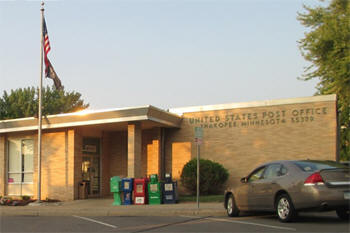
[81,137,101,197]
[81,155,100,197]
[7,139,34,196]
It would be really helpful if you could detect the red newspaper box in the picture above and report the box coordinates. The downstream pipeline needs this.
[133,178,148,205]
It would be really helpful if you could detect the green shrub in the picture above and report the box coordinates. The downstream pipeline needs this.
[180,158,229,195]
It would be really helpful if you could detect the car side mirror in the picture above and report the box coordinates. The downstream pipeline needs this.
[240,177,248,183]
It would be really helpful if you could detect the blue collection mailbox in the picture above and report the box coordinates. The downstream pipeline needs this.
[162,173,177,204]
[121,178,134,205]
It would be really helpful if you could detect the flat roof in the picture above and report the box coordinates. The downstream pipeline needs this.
[0,95,336,133]
[169,94,336,115]
[0,105,182,133]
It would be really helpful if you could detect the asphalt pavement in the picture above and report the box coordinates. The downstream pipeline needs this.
[1,213,348,232]
[0,199,349,232]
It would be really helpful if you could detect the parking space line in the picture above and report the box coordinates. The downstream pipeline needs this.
[72,215,117,229]
[208,217,296,231]
[179,215,203,219]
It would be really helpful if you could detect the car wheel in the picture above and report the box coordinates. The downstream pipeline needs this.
[336,208,349,220]
[276,194,297,222]
[227,194,239,217]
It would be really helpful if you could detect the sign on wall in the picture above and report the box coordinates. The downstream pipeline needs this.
[188,107,330,129]
[82,138,100,154]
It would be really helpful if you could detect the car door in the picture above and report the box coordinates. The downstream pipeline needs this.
[235,181,250,210]
[255,163,283,210]
[245,166,266,210]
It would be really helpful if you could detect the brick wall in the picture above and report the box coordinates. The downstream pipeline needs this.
[171,142,191,180]
[0,135,5,196]
[108,131,127,180]
[127,123,142,178]
[142,128,161,177]
[166,100,337,191]
[41,130,75,201]
[101,132,111,197]
[108,128,162,180]
[73,129,82,200]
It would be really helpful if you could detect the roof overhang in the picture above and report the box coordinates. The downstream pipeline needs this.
[0,105,182,134]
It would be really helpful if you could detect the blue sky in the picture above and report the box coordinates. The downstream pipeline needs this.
[0,0,324,110]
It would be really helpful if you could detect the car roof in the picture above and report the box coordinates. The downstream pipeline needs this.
[260,159,339,166]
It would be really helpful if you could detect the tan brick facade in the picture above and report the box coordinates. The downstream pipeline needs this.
[73,129,82,200]
[170,142,191,180]
[0,135,6,196]
[143,128,161,177]
[101,131,112,197]
[128,123,142,178]
[40,130,75,201]
[166,99,337,190]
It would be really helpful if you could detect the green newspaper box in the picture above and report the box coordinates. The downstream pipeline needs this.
[148,174,162,205]
[110,176,122,206]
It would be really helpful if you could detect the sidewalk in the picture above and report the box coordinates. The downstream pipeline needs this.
[0,198,226,217]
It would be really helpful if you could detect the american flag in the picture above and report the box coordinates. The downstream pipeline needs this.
[43,18,51,67]
[42,17,62,90]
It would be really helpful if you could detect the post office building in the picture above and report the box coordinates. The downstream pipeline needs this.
[0,94,338,200]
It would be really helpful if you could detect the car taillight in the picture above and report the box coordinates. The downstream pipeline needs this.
[304,172,324,186]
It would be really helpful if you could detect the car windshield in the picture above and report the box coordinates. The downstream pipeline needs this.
[293,160,348,172]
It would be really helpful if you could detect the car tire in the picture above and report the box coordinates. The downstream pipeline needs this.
[276,194,297,222]
[336,208,349,220]
[227,193,239,217]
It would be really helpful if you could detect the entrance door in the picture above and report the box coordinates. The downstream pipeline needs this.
[81,137,101,197]
[82,155,100,197]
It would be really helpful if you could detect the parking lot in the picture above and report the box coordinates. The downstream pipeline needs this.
[1,212,348,232]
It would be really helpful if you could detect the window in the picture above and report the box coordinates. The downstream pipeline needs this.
[263,164,282,179]
[293,160,347,172]
[280,165,288,176]
[248,167,265,182]
[8,139,34,184]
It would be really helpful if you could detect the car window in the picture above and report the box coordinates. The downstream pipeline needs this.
[263,164,282,179]
[293,160,348,172]
[280,165,288,176]
[248,167,265,182]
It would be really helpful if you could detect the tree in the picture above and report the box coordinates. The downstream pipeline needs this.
[298,0,350,161]
[0,86,89,120]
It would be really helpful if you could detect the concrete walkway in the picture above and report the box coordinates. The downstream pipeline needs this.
[0,198,226,217]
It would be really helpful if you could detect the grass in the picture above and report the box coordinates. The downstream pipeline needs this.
[178,194,224,203]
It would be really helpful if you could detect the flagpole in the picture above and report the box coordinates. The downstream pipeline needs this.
[37,1,44,203]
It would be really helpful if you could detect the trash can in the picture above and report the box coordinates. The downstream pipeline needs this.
[162,173,177,204]
[121,178,134,205]
[148,174,162,205]
[133,178,148,205]
[110,176,122,206]
[78,181,88,199]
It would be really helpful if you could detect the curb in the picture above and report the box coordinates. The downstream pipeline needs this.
[0,203,226,217]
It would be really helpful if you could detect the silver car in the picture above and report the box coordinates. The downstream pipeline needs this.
[224,160,350,222]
